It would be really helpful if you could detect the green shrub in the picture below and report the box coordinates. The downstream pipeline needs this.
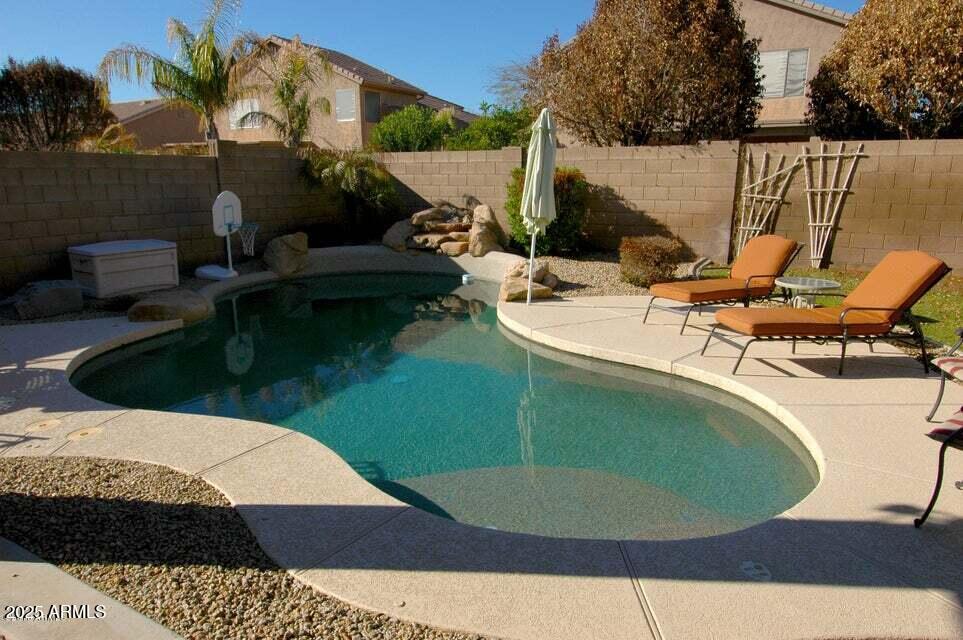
[301,147,399,240]
[370,104,454,152]
[619,236,683,287]
[445,102,533,151]
[506,166,588,255]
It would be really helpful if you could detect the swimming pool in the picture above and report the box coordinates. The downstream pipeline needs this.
[73,273,818,540]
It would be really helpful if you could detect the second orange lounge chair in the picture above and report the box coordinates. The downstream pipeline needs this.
[701,250,951,375]
[643,235,801,334]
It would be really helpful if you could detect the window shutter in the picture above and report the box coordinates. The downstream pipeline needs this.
[784,49,809,97]
[759,50,789,99]
[336,89,357,121]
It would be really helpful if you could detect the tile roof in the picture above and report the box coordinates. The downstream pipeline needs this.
[764,0,853,24]
[417,95,479,125]
[109,99,168,123]
[268,35,424,96]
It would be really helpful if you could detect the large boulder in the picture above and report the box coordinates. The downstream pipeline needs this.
[382,219,414,252]
[507,259,550,283]
[468,222,502,257]
[439,241,469,256]
[411,208,446,226]
[263,232,308,277]
[127,290,213,325]
[10,280,84,320]
[499,277,553,302]
[473,204,497,228]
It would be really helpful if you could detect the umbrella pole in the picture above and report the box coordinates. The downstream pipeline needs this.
[526,229,538,305]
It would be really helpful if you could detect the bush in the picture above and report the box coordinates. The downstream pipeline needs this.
[0,57,114,151]
[301,147,399,241]
[526,0,761,145]
[369,104,454,152]
[445,102,533,151]
[619,236,683,287]
[506,166,588,255]
[805,63,898,140]
[817,0,963,139]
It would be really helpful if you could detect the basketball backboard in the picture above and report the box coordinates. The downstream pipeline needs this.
[212,191,243,237]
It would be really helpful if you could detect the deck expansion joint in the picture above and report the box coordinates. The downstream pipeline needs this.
[618,541,665,640]
[295,506,412,575]
[193,431,296,477]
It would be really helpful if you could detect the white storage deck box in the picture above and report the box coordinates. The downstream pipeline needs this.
[69,240,179,299]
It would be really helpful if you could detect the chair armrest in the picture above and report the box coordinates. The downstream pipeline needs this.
[838,306,898,326]
[743,274,778,289]
[956,327,963,338]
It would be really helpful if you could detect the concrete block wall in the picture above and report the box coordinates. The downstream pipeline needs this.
[745,139,963,269]
[376,148,523,233]
[215,141,340,254]
[0,151,217,291]
[0,142,340,291]
[555,142,739,262]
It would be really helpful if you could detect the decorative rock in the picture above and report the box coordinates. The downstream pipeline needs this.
[382,219,414,252]
[542,273,560,290]
[10,280,83,320]
[410,208,446,226]
[263,232,308,277]
[408,233,454,250]
[439,241,469,256]
[424,221,471,233]
[473,204,497,228]
[499,277,553,302]
[507,259,550,283]
[449,231,470,242]
[127,290,213,324]
[468,222,502,257]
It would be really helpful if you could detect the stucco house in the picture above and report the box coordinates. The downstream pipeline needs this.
[742,0,851,140]
[109,99,204,149]
[216,35,476,149]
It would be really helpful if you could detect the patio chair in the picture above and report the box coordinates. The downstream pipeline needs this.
[643,235,801,335]
[700,250,951,375]
[926,328,963,421]
[914,406,963,528]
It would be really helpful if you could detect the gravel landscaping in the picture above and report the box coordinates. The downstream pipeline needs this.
[0,456,486,640]
[542,252,648,297]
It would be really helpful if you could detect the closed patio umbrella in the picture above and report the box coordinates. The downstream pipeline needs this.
[520,108,557,304]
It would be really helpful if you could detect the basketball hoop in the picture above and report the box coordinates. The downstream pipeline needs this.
[195,191,243,281]
[238,222,259,257]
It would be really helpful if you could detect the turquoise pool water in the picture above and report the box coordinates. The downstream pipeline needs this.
[73,274,818,540]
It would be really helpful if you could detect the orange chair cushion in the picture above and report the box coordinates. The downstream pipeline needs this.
[715,306,893,337]
[650,279,772,304]
[842,251,949,323]
[730,235,799,288]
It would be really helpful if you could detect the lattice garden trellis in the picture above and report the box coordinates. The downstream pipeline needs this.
[734,142,866,268]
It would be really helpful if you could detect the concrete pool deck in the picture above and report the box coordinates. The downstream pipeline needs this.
[1,247,962,639]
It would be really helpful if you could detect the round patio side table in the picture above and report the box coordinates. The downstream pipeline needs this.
[774,276,841,308]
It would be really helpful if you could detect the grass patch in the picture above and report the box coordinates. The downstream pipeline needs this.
[701,265,963,347]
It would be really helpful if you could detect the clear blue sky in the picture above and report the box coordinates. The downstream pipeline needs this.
[0,0,865,112]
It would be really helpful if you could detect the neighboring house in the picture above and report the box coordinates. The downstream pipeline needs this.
[742,0,851,140]
[109,99,204,149]
[216,35,476,149]
[416,95,479,129]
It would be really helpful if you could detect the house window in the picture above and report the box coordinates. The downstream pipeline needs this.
[229,99,261,129]
[335,89,357,121]
[364,91,381,123]
[759,49,809,99]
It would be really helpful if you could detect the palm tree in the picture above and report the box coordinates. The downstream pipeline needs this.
[238,37,330,148]
[98,0,264,142]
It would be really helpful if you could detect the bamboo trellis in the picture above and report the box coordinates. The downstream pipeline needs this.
[801,142,866,268]
[734,150,799,256]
